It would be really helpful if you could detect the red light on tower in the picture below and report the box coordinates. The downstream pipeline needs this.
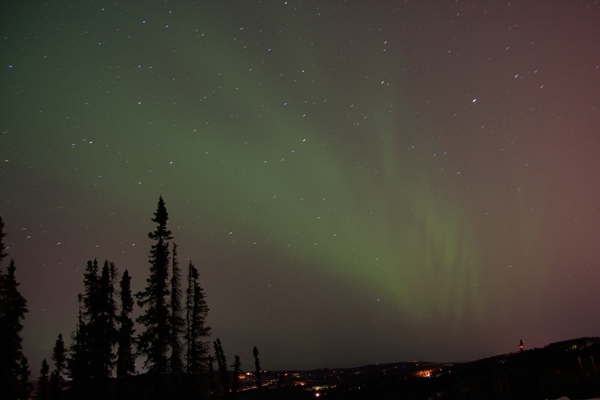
[519,339,524,352]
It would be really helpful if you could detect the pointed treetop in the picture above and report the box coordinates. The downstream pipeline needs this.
[148,196,172,241]
[7,258,17,279]
[121,269,131,283]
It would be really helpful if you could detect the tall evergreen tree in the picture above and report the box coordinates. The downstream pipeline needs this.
[184,260,211,399]
[231,355,241,396]
[0,218,29,400]
[253,346,263,397]
[18,355,33,400]
[169,243,184,376]
[49,371,61,400]
[0,258,29,400]
[37,359,50,400]
[80,259,100,390]
[207,357,218,395]
[186,262,195,375]
[71,259,118,398]
[214,339,229,396]
[115,270,135,400]
[116,270,135,380]
[96,261,118,381]
[68,294,91,399]
[185,261,210,376]
[50,334,66,400]
[137,196,173,375]
[51,334,66,378]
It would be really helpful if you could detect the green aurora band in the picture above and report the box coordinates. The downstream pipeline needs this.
[101,15,487,325]
[5,2,555,337]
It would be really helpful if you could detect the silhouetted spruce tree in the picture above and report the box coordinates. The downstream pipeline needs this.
[185,261,211,377]
[37,359,50,400]
[115,270,135,400]
[50,334,66,400]
[137,196,173,376]
[116,270,135,379]
[231,355,241,396]
[18,355,33,400]
[253,346,263,397]
[214,339,230,396]
[167,243,184,399]
[0,258,28,400]
[208,357,216,389]
[0,217,29,400]
[169,243,184,376]
[96,261,118,383]
[68,294,91,399]
[49,371,61,400]
[80,259,99,387]
[72,259,118,399]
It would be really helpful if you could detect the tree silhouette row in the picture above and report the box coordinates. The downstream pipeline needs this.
[0,197,262,400]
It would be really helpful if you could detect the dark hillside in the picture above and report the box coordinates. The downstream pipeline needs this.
[317,337,600,400]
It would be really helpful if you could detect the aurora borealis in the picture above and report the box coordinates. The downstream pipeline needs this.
[1,0,600,372]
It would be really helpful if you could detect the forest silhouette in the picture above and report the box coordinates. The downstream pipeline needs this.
[0,197,259,400]
[1,197,600,400]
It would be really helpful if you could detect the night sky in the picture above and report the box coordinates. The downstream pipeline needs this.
[2,1,600,372]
